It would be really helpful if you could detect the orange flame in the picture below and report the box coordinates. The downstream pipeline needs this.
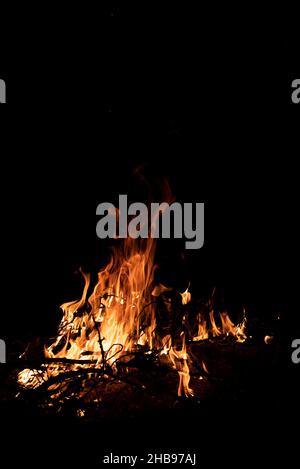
[169,333,193,397]
[193,313,209,341]
[45,238,158,366]
[180,285,191,305]
[193,308,247,343]
[220,310,247,343]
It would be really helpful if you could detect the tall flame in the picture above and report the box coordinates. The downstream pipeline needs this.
[46,238,157,366]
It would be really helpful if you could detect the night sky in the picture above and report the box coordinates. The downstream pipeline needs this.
[1,5,299,337]
[0,4,299,467]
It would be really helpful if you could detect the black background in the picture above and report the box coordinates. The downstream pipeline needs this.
[0,3,299,467]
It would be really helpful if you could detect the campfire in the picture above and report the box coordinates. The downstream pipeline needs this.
[17,232,248,410]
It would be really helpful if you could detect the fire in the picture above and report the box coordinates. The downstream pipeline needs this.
[17,236,247,403]
[18,235,195,398]
[220,310,247,343]
[180,285,191,305]
[45,238,157,365]
[193,308,247,343]
[18,368,47,389]
[193,313,209,341]
[169,333,193,397]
